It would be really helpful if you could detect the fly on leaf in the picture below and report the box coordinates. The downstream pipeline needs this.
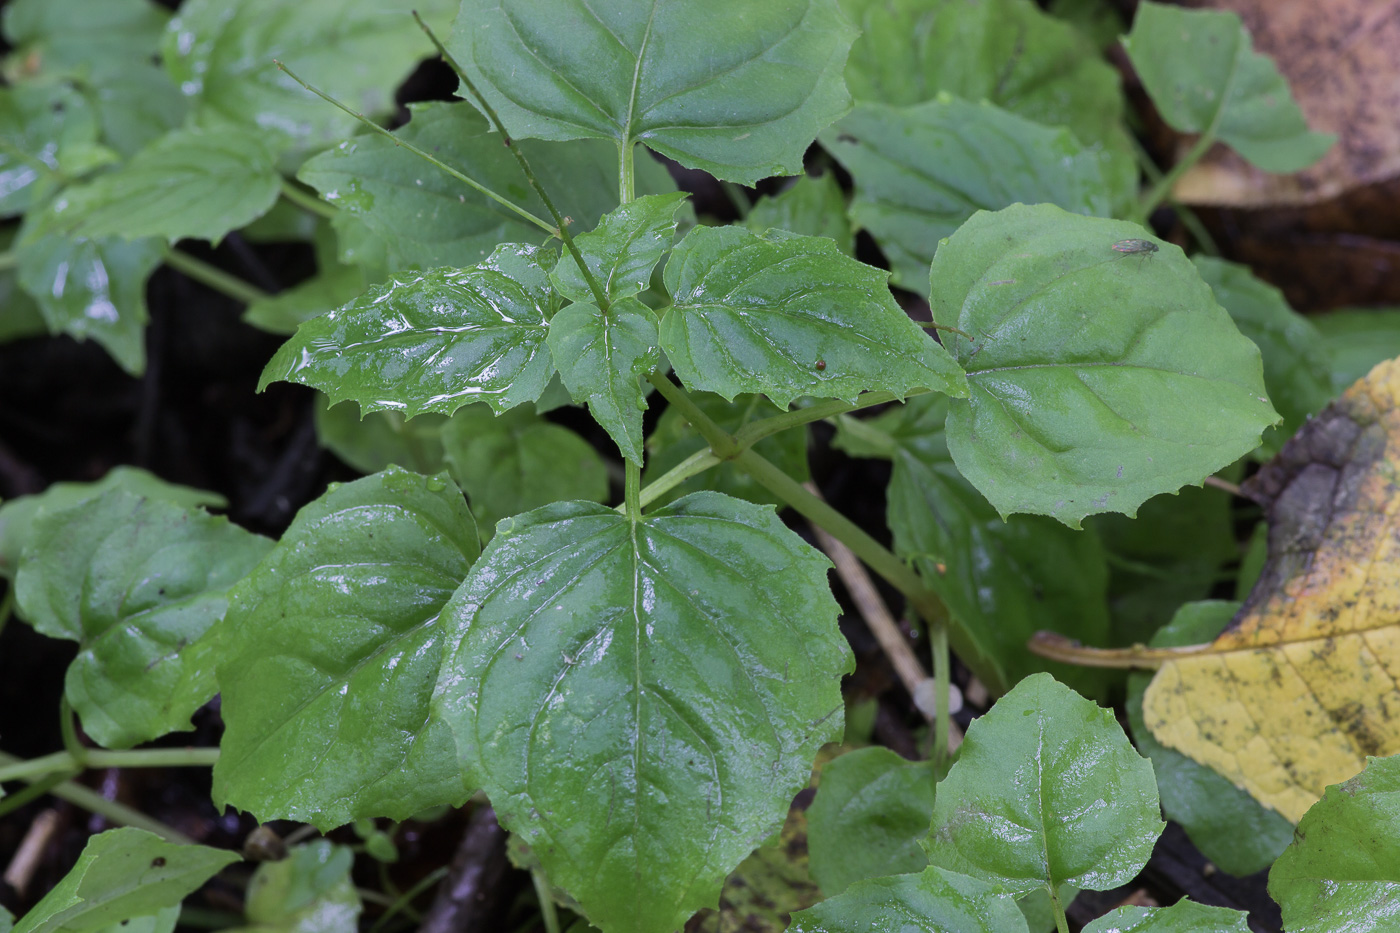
[1112,238,1158,268]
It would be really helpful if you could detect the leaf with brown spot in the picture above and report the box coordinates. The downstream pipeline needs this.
[1142,357,1400,822]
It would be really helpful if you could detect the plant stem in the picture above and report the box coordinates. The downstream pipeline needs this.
[619,140,636,205]
[0,752,194,843]
[369,867,448,933]
[0,769,76,818]
[532,870,561,933]
[59,696,88,768]
[1048,883,1072,933]
[628,448,721,511]
[163,248,270,305]
[624,459,642,523]
[1138,130,1217,221]
[279,178,337,219]
[411,14,610,312]
[274,60,556,239]
[0,251,16,272]
[931,619,952,770]
[0,747,220,783]
[732,389,924,449]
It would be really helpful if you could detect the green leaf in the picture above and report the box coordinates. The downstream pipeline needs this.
[11,828,239,933]
[663,226,967,407]
[925,672,1163,897]
[213,467,478,829]
[1047,0,1125,53]
[14,491,271,749]
[0,227,46,343]
[315,400,448,475]
[38,127,282,244]
[788,865,1028,933]
[1126,601,1293,878]
[1090,484,1237,644]
[297,101,679,273]
[1123,2,1333,173]
[547,296,660,463]
[1194,256,1331,452]
[1082,901,1252,933]
[745,172,853,256]
[260,243,557,417]
[806,747,936,896]
[440,405,609,539]
[551,192,690,304]
[0,466,226,581]
[90,65,190,159]
[245,222,366,335]
[448,0,858,184]
[837,0,1136,204]
[1268,754,1400,932]
[835,394,1111,697]
[2,0,168,82]
[0,82,111,217]
[643,391,809,509]
[90,909,178,933]
[822,97,1116,291]
[1313,308,1400,392]
[162,0,454,154]
[929,204,1277,527]
[241,842,362,933]
[15,231,164,376]
[435,493,853,932]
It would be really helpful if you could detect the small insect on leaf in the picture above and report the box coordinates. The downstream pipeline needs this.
[1112,238,1159,255]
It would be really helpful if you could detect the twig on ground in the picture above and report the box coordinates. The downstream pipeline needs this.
[417,805,510,933]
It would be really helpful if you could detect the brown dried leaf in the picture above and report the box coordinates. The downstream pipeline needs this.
[1142,356,1400,821]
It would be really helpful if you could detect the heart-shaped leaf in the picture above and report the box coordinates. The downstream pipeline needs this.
[789,865,1028,933]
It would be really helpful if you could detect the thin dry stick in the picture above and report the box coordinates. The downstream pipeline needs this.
[1204,475,1244,497]
[4,808,59,895]
[803,485,963,749]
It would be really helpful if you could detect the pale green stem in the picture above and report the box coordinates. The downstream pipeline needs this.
[163,247,270,306]
[1049,883,1071,933]
[625,459,642,523]
[1137,129,1219,222]
[60,696,88,768]
[0,747,220,783]
[533,870,561,933]
[0,251,16,272]
[368,867,447,933]
[732,388,925,449]
[931,619,951,773]
[274,60,557,240]
[619,140,636,205]
[0,752,194,843]
[279,178,337,219]
[411,14,610,312]
[625,448,721,512]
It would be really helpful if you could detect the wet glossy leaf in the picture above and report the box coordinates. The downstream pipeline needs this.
[90,65,189,159]
[1123,2,1333,173]
[1268,754,1400,933]
[806,747,936,896]
[214,467,478,829]
[448,0,856,185]
[663,226,967,408]
[745,172,852,255]
[260,244,557,417]
[1313,308,1400,392]
[162,0,453,153]
[11,828,239,933]
[835,394,1111,697]
[552,193,689,304]
[547,296,659,463]
[1082,901,1252,933]
[435,493,852,933]
[315,400,448,476]
[1126,602,1293,878]
[838,0,1136,206]
[15,231,164,376]
[788,865,1028,933]
[822,97,1115,290]
[242,841,362,933]
[929,203,1277,527]
[0,466,226,581]
[14,490,271,748]
[1195,257,1332,452]
[440,405,609,540]
[297,101,678,272]
[0,82,110,218]
[644,391,809,509]
[925,673,1163,897]
[37,127,280,244]
[2,0,168,82]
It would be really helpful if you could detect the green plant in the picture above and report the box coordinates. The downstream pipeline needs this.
[1,1,1394,931]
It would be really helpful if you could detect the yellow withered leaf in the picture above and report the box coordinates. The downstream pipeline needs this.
[1143,357,1400,823]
